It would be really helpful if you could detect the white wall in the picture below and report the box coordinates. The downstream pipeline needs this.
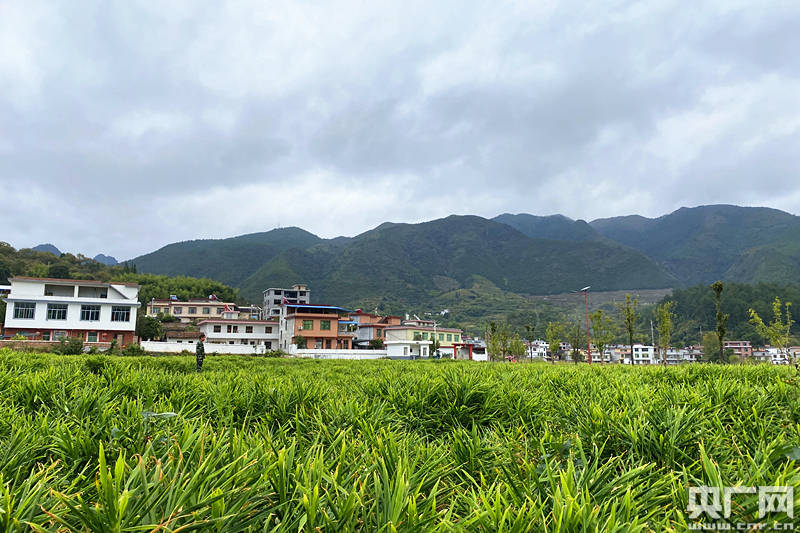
[293,349,387,359]
[141,341,267,354]
[198,322,279,345]
[4,280,139,332]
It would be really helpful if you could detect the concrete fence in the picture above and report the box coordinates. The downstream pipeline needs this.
[140,341,267,355]
[293,349,388,359]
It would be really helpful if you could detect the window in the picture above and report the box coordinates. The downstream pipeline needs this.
[265,341,272,349]
[315,339,323,349]
[174,307,183,314]
[376,328,382,338]
[188,307,197,314]
[325,339,332,349]
[87,331,98,343]
[245,326,253,333]
[216,307,223,314]
[320,320,331,330]
[213,325,221,333]
[80,305,100,321]
[274,290,282,295]
[454,335,460,342]
[302,320,313,330]
[111,306,131,322]
[151,306,159,314]
[13,302,35,319]
[42,332,51,341]
[422,332,428,340]
[446,334,452,342]
[265,326,273,333]
[274,299,281,305]
[404,346,409,356]
[203,307,211,314]
[53,331,67,340]
[47,304,68,320]
[439,333,444,341]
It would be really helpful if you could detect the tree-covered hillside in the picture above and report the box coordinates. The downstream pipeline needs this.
[237,215,675,305]
[657,282,800,346]
[590,205,800,285]
[493,213,604,242]
[130,227,322,286]
[0,243,239,323]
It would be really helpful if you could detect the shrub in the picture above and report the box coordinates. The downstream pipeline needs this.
[83,354,108,375]
[263,350,286,358]
[368,339,385,349]
[293,335,307,349]
[121,343,147,357]
[56,336,84,355]
[106,338,119,355]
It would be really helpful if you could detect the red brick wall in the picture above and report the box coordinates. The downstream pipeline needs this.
[2,328,136,346]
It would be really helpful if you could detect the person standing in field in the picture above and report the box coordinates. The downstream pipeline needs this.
[196,334,206,372]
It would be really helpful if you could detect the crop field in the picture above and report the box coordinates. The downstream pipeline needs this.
[0,350,798,532]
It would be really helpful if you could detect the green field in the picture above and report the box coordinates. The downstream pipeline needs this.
[0,351,798,531]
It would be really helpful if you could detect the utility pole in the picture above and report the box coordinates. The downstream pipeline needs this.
[650,320,655,346]
[573,286,592,364]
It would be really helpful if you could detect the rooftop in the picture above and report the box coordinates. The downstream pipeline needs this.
[10,276,140,288]
[197,319,278,325]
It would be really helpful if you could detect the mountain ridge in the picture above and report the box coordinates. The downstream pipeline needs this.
[127,205,800,314]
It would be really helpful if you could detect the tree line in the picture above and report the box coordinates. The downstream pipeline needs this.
[0,242,240,325]
[485,281,795,364]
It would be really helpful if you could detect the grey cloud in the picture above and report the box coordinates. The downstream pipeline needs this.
[1,0,799,259]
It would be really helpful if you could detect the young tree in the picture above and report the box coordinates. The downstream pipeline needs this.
[749,297,794,362]
[524,323,536,360]
[567,322,585,363]
[589,309,616,364]
[701,331,730,363]
[429,336,441,357]
[486,322,511,361]
[509,333,527,360]
[545,322,565,363]
[616,294,640,366]
[293,335,307,349]
[135,315,164,341]
[655,301,677,365]
[711,281,728,365]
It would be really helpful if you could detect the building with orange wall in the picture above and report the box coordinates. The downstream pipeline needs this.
[278,303,356,351]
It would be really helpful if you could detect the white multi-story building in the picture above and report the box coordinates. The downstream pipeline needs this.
[527,340,549,359]
[262,284,310,318]
[628,344,656,365]
[2,276,140,345]
[197,319,279,349]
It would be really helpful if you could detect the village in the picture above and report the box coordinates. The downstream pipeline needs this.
[0,276,794,364]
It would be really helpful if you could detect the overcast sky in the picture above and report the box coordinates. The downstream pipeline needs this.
[2,0,799,260]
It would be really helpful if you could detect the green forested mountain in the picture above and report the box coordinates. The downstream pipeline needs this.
[492,213,604,242]
[590,205,800,285]
[655,282,800,347]
[131,227,323,286]
[236,215,674,306]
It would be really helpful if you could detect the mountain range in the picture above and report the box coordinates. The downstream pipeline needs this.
[127,205,800,316]
[31,244,118,266]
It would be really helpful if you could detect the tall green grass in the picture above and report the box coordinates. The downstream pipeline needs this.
[0,349,798,531]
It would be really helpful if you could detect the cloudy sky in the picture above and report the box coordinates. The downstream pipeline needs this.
[2,0,799,260]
